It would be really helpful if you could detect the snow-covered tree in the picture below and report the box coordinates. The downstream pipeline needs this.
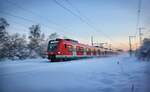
[28,24,47,58]
[6,33,29,59]
[0,18,9,59]
[48,32,59,40]
[46,32,59,44]
[136,38,150,60]
[28,24,41,58]
[37,33,47,58]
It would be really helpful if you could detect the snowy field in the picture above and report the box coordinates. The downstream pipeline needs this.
[0,54,150,92]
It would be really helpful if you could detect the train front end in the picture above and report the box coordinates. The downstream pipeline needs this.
[47,39,60,61]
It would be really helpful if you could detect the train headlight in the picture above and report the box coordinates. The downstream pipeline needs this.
[57,51,61,54]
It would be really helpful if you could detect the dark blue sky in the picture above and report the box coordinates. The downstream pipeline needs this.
[0,0,150,49]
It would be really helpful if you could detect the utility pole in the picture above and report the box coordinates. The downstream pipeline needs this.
[138,27,145,46]
[129,36,136,56]
[91,36,93,46]
[109,44,112,50]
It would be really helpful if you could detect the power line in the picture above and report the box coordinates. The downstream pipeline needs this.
[63,0,129,48]
[1,11,50,29]
[64,0,92,24]
[138,27,145,45]
[65,1,114,48]
[53,0,88,24]
[5,0,67,29]
[53,0,112,41]
[4,0,128,49]
[56,0,128,48]
[0,11,71,37]
[4,0,75,36]
[128,36,136,56]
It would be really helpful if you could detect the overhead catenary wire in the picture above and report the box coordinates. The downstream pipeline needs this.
[5,0,69,30]
[0,11,72,37]
[54,0,111,39]
[64,0,113,41]
[0,11,51,29]
[3,0,128,49]
[56,0,129,48]
[4,0,75,37]
[65,0,135,88]
[65,0,92,24]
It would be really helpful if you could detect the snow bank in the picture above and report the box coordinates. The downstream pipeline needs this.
[0,54,150,92]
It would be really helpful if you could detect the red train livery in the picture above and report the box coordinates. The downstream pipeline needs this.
[47,38,112,61]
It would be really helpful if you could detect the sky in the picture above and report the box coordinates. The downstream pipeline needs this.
[0,0,150,50]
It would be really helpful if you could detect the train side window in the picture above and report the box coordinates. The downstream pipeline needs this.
[80,47,84,52]
[64,44,67,48]
[68,45,73,52]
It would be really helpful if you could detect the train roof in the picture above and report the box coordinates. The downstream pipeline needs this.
[51,38,107,50]
[54,38,78,43]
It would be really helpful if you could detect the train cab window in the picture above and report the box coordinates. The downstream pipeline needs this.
[48,40,59,51]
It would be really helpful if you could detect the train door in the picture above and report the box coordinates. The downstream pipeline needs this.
[83,48,86,56]
[72,45,76,57]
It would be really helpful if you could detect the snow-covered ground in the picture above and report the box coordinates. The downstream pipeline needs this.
[0,54,150,92]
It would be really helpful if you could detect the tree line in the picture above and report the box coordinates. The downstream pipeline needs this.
[136,38,150,61]
[0,18,59,60]
[1,17,149,61]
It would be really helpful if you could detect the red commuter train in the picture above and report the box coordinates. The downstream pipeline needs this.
[47,38,113,61]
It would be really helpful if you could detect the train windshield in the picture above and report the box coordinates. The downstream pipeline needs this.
[48,40,59,52]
